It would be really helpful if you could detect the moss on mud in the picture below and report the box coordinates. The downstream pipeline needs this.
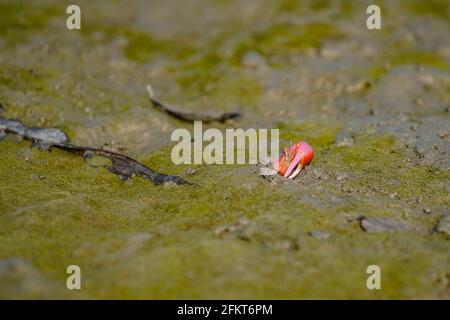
[1,0,449,300]
[278,121,341,151]
[403,0,450,20]
[1,131,449,298]
[0,1,58,45]
[366,49,450,82]
[232,22,344,65]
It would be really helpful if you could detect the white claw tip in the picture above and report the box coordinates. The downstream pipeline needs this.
[287,166,302,179]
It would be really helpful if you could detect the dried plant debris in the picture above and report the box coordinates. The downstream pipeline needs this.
[0,116,189,185]
[146,85,240,123]
[0,117,70,149]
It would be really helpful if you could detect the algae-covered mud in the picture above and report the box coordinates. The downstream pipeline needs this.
[0,0,449,299]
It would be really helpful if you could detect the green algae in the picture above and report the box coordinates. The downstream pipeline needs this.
[277,121,341,151]
[80,20,264,109]
[1,129,450,299]
[277,0,331,13]
[403,0,450,20]
[0,65,63,127]
[232,22,344,65]
[338,0,355,18]
[82,19,197,64]
[121,30,168,63]
[366,49,450,82]
[176,69,261,108]
[276,123,449,211]
[0,1,58,45]
[388,51,450,71]
[172,52,224,94]
[278,0,355,19]
[0,138,447,299]
[365,65,389,83]
[0,66,53,93]
[1,0,450,300]
[159,48,262,106]
[121,29,197,64]
[321,135,450,207]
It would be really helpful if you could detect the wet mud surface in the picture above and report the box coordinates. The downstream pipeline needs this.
[0,0,449,298]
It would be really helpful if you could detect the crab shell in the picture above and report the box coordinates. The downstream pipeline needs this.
[273,141,314,179]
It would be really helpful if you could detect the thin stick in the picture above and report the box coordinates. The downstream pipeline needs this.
[146,84,240,123]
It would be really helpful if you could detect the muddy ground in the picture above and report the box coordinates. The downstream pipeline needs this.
[0,0,449,299]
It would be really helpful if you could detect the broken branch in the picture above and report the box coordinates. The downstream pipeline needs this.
[146,85,240,123]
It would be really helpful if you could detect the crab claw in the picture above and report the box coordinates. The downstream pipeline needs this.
[273,141,314,179]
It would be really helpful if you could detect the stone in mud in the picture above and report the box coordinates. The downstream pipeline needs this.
[242,51,267,70]
[27,128,70,147]
[335,173,348,181]
[0,117,70,148]
[358,216,409,233]
[434,215,450,236]
[308,230,331,240]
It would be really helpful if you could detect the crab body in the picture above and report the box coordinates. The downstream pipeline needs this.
[273,141,314,179]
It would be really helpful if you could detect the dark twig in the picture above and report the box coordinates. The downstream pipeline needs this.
[146,85,240,123]
[0,116,189,185]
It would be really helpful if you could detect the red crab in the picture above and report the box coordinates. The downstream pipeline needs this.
[273,141,314,179]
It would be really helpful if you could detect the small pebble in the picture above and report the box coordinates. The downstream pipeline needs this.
[335,173,348,181]
[308,230,331,240]
[335,134,354,147]
[437,131,449,139]
[389,192,399,200]
[242,51,267,70]
[163,181,178,188]
[435,215,450,236]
